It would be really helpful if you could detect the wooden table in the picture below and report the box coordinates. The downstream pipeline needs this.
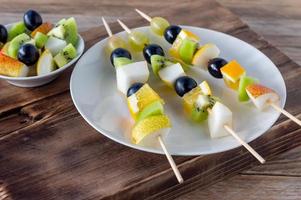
[0,0,300,199]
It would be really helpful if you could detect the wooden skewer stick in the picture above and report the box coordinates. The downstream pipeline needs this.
[117,19,132,34]
[102,17,113,37]
[158,136,184,183]
[104,17,184,184]
[207,109,265,164]
[269,102,301,126]
[135,9,152,22]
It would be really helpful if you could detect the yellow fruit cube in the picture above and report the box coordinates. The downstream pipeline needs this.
[168,29,200,59]
[221,60,246,90]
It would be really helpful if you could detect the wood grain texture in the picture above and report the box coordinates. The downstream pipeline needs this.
[0,0,300,199]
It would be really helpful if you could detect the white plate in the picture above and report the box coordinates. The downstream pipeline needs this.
[70,26,286,156]
[0,23,85,87]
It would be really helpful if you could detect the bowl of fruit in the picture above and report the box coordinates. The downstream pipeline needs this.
[0,10,85,87]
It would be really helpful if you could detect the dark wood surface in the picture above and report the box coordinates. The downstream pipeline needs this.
[0,0,300,199]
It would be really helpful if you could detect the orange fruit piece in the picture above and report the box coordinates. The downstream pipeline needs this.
[31,22,53,37]
[221,60,246,90]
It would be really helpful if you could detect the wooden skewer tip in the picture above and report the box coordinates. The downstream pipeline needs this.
[116,19,132,34]
[135,8,152,22]
[101,17,113,37]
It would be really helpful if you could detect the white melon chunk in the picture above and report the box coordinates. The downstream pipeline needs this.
[192,43,220,69]
[208,102,233,138]
[45,36,67,56]
[158,63,186,86]
[116,61,149,94]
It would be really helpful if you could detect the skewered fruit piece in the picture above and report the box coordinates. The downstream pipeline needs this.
[238,75,258,102]
[34,32,48,48]
[0,53,29,77]
[127,83,162,119]
[192,43,220,69]
[221,60,246,90]
[164,25,182,44]
[179,39,198,64]
[158,62,185,87]
[169,29,200,59]
[246,84,280,110]
[1,42,10,55]
[128,31,149,51]
[106,36,127,54]
[37,49,56,75]
[191,106,208,122]
[8,33,31,59]
[174,76,197,97]
[132,115,171,145]
[182,81,213,106]
[45,36,67,56]
[8,22,26,41]
[0,25,8,44]
[150,55,174,76]
[53,43,77,67]
[113,57,132,68]
[31,22,53,37]
[110,48,131,66]
[116,61,149,94]
[137,100,164,122]
[150,17,170,36]
[23,10,43,31]
[199,81,212,95]
[207,57,227,78]
[143,44,165,64]
[17,44,40,66]
[127,82,144,97]
[208,102,232,138]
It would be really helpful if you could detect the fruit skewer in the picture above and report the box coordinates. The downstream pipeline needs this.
[135,9,301,127]
[102,17,183,184]
[117,19,265,164]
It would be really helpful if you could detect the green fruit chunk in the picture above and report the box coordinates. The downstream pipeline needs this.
[53,43,77,67]
[191,106,208,122]
[54,53,68,68]
[137,100,164,122]
[8,33,30,59]
[62,43,77,60]
[57,18,66,26]
[238,75,259,101]
[47,25,65,39]
[150,55,175,76]
[150,17,170,36]
[113,57,132,67]
[34,32,48,48]
[179,39,198,64]
[8,22,26,41]
[63,17,78,46]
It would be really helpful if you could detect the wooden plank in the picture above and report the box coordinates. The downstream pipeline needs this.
[0,0,300,199]
[174,175,301,200]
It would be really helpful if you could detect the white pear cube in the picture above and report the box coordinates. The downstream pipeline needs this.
[192,43,220,69]
[158,63,185,86]
[37,50,56,75]
[45,36,67,56]
[208,102,233,138]
[116,61,149,94]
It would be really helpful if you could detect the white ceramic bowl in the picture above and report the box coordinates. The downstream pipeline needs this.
[0,24,85,87]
